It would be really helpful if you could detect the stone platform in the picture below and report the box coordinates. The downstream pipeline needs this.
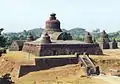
[22,40,103,56]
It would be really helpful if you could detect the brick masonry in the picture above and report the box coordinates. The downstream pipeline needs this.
[19,56,79,77]
[22,43,103,56]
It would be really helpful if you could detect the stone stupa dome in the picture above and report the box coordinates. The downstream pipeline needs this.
[45,13,62,34]
[38,32,51,43]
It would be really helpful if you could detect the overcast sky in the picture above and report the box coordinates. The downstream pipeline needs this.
[0,0,120,33]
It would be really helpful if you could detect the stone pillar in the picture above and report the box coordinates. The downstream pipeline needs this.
[109,38,118,49]
[99,30,110,49]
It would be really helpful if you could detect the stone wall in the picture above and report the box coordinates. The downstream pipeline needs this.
[109,42,118,49]
[99,43,110,49]
[22,43,103,56]
[19,57,79,77]
[39,44,103,56]
[99,42,118,49]
[22,43,41,56]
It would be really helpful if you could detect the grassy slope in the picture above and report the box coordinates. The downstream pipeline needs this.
[1,49,120,84]
[16,64,107,84]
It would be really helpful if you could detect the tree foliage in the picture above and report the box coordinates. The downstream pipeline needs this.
[0,28,7,47]
[2,27,120,48]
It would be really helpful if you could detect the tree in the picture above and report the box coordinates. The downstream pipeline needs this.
[92,28,101,41]
[0,28,7,47]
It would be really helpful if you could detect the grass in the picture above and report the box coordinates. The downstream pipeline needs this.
[16,65,107,84]
[2,51,36,62]
[1,49,120,84]
[16,77,107,84]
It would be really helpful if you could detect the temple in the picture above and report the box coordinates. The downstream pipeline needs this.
[44,13,72,40]
[22,13,103,56]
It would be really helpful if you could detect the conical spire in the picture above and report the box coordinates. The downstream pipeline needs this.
[100,30,110,43]
[26,32,34,41]
[39,32,51,43]
[84,32,93,43]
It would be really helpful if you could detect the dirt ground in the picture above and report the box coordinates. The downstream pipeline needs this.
[0,49,120,84]
[16,64,107,84]
[94,75,120,84]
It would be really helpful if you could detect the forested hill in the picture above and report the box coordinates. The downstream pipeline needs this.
[2,28,120,46]
[4,27,87,40]
[28,27,87,37]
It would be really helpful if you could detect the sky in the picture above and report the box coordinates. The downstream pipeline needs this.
[0,0,120,33]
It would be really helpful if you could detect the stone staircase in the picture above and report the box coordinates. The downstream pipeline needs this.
[78,53,100,76]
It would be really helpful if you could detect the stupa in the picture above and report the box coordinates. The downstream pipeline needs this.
[99,30,118,49]
[45,13,62,34]
[44,13,72,40]
[26,32,34,41]
[84,32,93,43]
[22,13,103,56]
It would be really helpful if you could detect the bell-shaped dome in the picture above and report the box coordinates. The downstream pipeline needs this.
[39,32,51,43]
[26,33,34,41]
[45,13,62,34]
[84,32,93,43]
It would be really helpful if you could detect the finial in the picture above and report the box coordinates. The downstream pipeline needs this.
[50,13,56,17]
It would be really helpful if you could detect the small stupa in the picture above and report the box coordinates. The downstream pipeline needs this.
[84,32,93,43]
[100,30,110,43]
[99,30,110,49]
[26,33,34,41]
[39,32,51,43]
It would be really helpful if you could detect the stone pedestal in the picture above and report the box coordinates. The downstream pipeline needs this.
[100,43,110,49]
[109,42,118,49]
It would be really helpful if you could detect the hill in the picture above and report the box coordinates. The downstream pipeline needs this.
[25,27,86,38]
[3,27,120,47]
[3,28,87,46]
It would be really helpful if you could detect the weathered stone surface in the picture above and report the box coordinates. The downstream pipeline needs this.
[45,13,62,34]
[109,38,118,49]
[84,32,93,43]
[38,32,51,43]
[99,43,110,49]
[99,30,111,49]
[50,32,72,40]
[100,30,110,43]
[9,40,25,51]
[26,32,34,41]
[19,56,79,77]
[22,42,103,56]
[22,13,103,56]
[44,13,72,40]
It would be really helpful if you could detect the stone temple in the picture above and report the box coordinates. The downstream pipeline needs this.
[44,13,72,40]
[22,13,103,56]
